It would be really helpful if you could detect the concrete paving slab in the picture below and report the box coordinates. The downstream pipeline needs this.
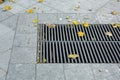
[15,0,37,8]
[64,64,94,80]
[36,64,65,80]
[6,64,35,80]
[96,12,118,24]
[9,3,26,14]
[16,24,37,34]
[13,34,37,47]
[91,64,120,80]
[0,63,8,80]
[0,30,15,55]
[57,13,77,24]
[0,49,11,64]
[0,14,18,31]
[0,10,13,22]
[28,3,61,13]
[18,14,37,25]
[78,13,99,24]
[38,13,58,24]
[10,47,36,64]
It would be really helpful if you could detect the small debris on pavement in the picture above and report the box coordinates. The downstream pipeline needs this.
[43,58,47,63]
[68,53,79,59]
[9,0,15,2]
[72,20,79,26]
[33,19,39,23]
[83,22,90,27]
[3,5,12,11]
[77,31,84,37]
[46,23,56,28]
[66,16,70,19]
[105,32,113,37]
[112,23,120,28]
[59,18,62,21]
[111,11,117,15]
[38,0,44,3]
[74,5,80,11]
[26,9,34,13]
[0,0,3,4]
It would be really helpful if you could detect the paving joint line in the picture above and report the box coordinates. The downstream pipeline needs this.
[5,14,20,80]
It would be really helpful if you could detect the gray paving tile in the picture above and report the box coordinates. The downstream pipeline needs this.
[36,64,65,80]
[13,34,37,47]
[28,3,61,13]
[64,64,94,80]
[0,63,8,80]
[0,49,11,64]
[0,10,13,22]
[6,64,35,80]
[18,14,37,25]
[101,74,120,80]
[38,13,57,24]
[16,24,37,34]
[9,3,26,14]
[57,13,77,24]
[116,15,120,22]
[78,13,99,24]
[15,0,37,8]
[0,30,15,55]
[91,64,120,80]
[96,12,119,24]
[10,47,36,64]
[0,14,18,31]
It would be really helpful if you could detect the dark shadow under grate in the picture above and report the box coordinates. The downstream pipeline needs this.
[37,24,120,63]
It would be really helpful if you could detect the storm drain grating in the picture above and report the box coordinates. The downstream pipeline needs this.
[37,24,120,63]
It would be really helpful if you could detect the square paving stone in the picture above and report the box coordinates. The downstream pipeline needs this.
[0,63,8,80]
[57,13,77,24]
[64,64,94,80]
[13,34,37,47]
[10,47,36,64]
[16,24,37,34]
[38,13,58,24]
[0,14,18,31]
[18,14,37,25]
[0,10,13,22]
[36,64,65,80]
[91,64,120,80]
[6,64,35,80]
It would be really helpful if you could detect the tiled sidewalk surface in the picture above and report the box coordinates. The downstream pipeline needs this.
[0,0,120,80]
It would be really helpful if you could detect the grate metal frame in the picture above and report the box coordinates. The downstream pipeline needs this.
[37,24,120,63]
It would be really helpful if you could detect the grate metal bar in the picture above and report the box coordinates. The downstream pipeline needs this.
[42,24,120,41]
[39,42,120,63]
[38,24,120,63]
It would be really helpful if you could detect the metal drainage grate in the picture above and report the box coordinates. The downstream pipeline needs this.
[37,24,120,63]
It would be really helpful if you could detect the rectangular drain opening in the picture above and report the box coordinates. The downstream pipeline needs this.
[37,24,120,63]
